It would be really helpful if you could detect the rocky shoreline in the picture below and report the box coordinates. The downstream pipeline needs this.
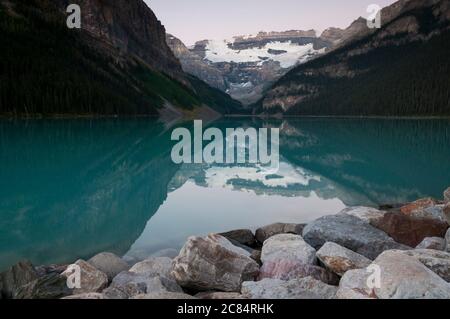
[1,187,450,299]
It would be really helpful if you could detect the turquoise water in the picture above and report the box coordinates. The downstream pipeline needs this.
[1,118,449,270]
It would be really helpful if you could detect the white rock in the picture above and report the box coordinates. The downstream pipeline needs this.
[415,237,446,250]
[336,250,450,299]
[242,277,338,299]
[340,206,386,224]
[261,234,316,265]
[399,249,450,282]
[129,257,174,280]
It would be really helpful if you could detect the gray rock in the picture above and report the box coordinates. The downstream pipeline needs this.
[14,273,72,299]
[258,260,339,285]
[444,187,450,203]
[102,286,129,299]
[316,242,372,276]
[63,293,107,299]
[172,235,259,292]
[336,250,450,299]
[399,249,450,282]
[255,223,305,243]
[61,260,108,294]
[88,252,129,281]
[446,228,450,252]
[195,291,245,299]
[206,234,252,257]
[150,248,180,259]
[416,237,446,250]
[109,271,182,298]
[132,292,196,299]
[129,257,174,280]
[340,206,386,224]
[242,277,338,299]
[220,229,256,247]
[302,214,410,259]
[0,260,38,299]
[261,234,316,265]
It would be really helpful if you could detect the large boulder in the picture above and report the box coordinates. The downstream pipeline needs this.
[261,234,316,265]
[61,260,108,294]
[87,252,129,281]
[316,242,372,276]
[336,250,450,299]
[0,260,38,299]
[397,249,450,282]
[14,273,72,299]
[416,237,446,250]
[109,271,182,298]
[220,229,256,247]
[302,214,409,259]
[255,223,305,244]
[371,212,448,247]
[400,198,448,224]
[171,235,259,292]
[340,206,386,224]
[258,260,339,285]
[129,257,174,280]
[242,277,338,299]
[150,248,180,259]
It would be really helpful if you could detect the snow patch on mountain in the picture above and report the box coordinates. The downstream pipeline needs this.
[204,39,324,68]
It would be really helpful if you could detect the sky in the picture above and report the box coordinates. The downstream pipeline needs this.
[145,0,397,45]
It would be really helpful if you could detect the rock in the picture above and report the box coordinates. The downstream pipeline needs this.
[220,229,256,247]
[444,203,450,225]
[446,229,450,252]
[242,277,338,299]
[205,234,252,257]
[195,292,245,299]
[316,242,372,276]
[129,257,173,280]
[371,212,448,247]
[340,206,386,224]
[14,273,72,299]
[63,293,107,299]
[255,223,305,243]
[302,214,409,259]
[261,234,316,265]
[102,286,129,299]
[132,292,196,299]
[61,260,108,294]
[398,249,450,282]
[400,198,440,215]
[171,235,259,292]
[150,248,180,259]
[258,260,339,285]
[416,237,446,250]
[336,250,450,299]
[109,271,182,298]
[0,260,38,299]
[443,187,450,202]
[35,264,68,277]
[87,252,129,281]
[250,250,262,265]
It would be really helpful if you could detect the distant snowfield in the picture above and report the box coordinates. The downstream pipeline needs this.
[204,39,324,68]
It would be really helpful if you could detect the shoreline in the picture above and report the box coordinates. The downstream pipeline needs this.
[1,188,449,299]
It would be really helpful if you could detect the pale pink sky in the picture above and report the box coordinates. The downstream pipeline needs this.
[145,0,397,45]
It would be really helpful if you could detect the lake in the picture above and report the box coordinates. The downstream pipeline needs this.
[1,117,449,270]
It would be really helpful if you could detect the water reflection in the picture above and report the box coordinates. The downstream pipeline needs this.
[0,118,449,269]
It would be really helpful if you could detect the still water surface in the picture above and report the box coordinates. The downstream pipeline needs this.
[1,118,449,269]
